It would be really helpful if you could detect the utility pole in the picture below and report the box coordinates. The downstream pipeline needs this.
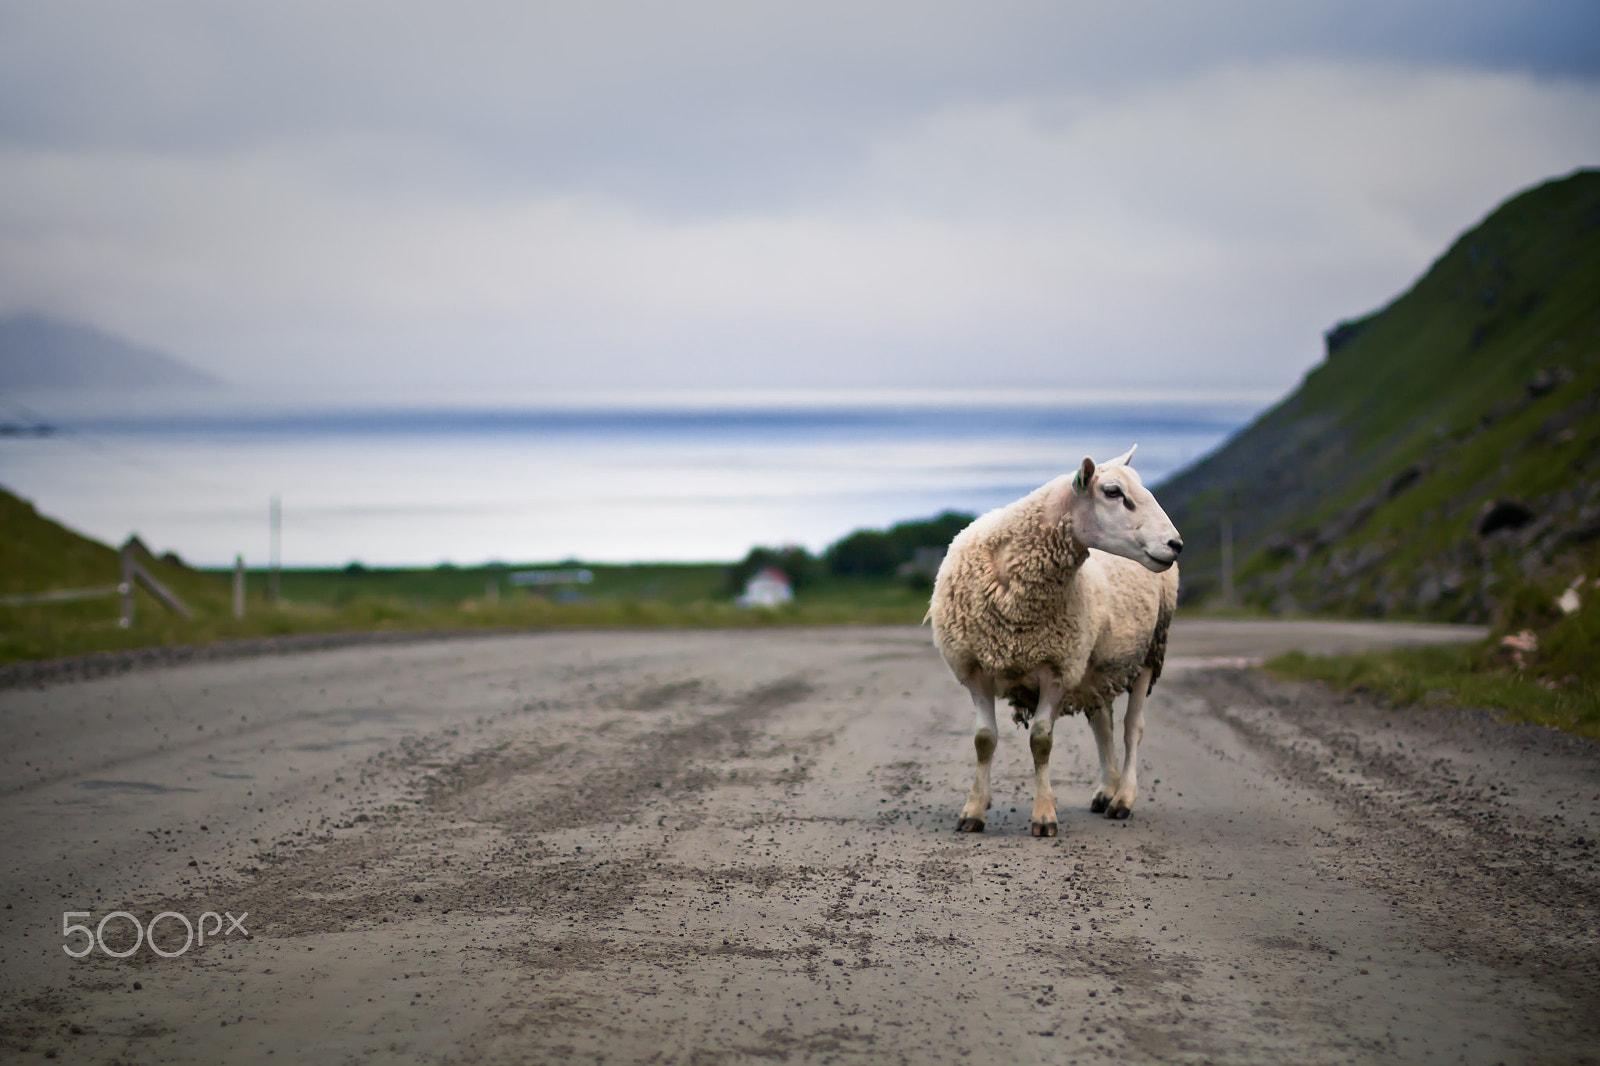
[1220,516,1234,609]
[269,494,281,604]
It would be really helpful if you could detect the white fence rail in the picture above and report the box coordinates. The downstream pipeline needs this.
[0,585,123,607]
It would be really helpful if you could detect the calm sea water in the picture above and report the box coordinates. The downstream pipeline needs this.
[0,391,1261,567]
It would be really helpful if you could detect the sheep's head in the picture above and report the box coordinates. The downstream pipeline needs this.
[1054,445,1184,572]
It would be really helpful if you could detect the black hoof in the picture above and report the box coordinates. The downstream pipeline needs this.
[1031,821,1058,837]
[957,817,985,833]
[1089,794,1110,814]
[1108,804,1131,820]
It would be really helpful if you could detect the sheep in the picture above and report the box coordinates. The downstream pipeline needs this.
[928,445,1182,837]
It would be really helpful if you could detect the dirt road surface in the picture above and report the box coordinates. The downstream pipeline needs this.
[2,619,1597,1065]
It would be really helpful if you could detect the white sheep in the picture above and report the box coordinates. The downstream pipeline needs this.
[928,445,1182,836]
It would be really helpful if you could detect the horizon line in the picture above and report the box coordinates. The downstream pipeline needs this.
[18,383,1287,418]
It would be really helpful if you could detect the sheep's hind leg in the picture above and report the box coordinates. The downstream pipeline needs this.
[1107,667,1153,819]
[957,677,998,833]
[1086,703,1121,814]
[1028,677,1068,837]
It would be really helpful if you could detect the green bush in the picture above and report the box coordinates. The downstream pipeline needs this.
[824,511,973,578]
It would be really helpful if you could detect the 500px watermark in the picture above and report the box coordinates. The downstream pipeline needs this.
[62,911,249,958]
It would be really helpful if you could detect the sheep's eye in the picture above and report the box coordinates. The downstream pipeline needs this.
[1102,486,1123,500]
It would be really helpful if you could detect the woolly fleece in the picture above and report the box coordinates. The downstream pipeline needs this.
[929,474,1178,724]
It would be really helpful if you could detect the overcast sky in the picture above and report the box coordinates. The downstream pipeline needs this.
[1,1,1596,398]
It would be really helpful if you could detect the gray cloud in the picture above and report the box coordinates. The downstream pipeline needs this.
[0,1,1596,396]
[5,2,1595,202]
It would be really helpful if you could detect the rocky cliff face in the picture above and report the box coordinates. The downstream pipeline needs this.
[1158,169,1600,623]
[1246,378,1600,621]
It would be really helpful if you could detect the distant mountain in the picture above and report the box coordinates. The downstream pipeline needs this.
[0,314,219,392]
[1157,168,1600,623]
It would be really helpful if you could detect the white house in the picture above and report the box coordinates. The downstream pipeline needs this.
[737,566,794,607]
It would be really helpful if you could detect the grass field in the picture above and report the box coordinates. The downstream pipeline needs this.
[265,562,729,609]
[0,489,935,666]
[258,562,933,613]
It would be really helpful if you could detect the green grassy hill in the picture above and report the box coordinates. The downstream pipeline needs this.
[0,491,237,614]
[1,491,246,661]
[1159,168,1600,624]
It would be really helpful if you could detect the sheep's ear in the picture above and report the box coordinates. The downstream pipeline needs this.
[1072,456,1096,495]
[1104,443,1137,468]
[1046,459,1095,526]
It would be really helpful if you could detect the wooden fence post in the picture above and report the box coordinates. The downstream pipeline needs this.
[233,554,246,619]
[117,536,194,622]
[120,542,135,628]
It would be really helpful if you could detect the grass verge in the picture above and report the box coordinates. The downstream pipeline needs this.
[1266,555,1600,742]
[1266,642,1600,743]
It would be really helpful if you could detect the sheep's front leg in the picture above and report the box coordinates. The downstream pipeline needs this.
[1107,667,1153,819]
[1028,678,1068,837]
[956,676,998,832]
[1086,703,1121,814]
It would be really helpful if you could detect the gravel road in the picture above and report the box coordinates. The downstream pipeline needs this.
[2,619,1597,1065]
